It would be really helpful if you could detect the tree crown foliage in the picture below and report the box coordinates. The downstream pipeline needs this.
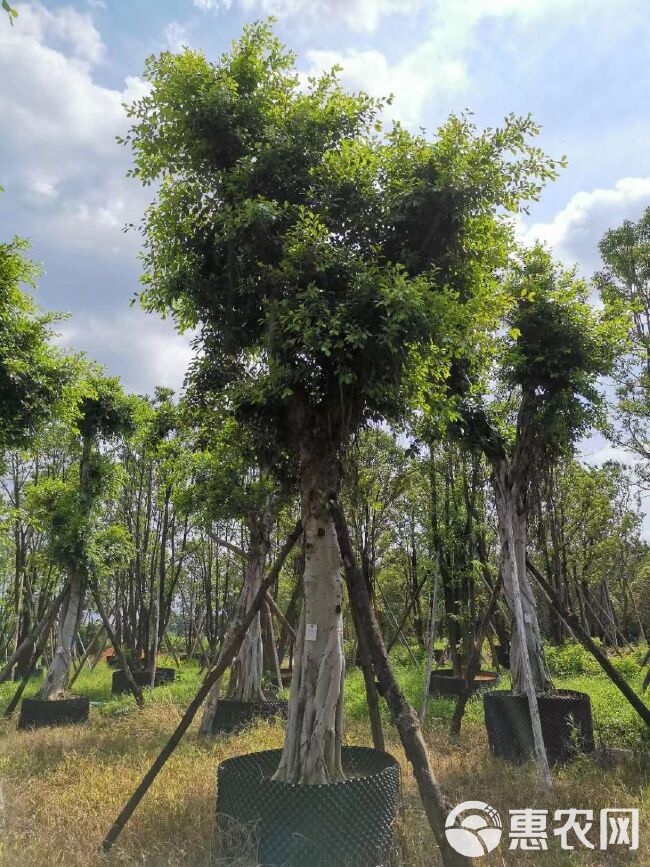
[124,22,561,449]
[0,236,72,455]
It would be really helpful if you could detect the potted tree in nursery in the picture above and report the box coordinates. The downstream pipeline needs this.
[18,372,136,728]
[452,246,623,768]
[182,412,293,734]
[124,23,561,865]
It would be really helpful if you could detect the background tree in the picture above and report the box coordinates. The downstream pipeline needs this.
[596,207,650,486]
[453,246,623,693]
[35,373,134,699]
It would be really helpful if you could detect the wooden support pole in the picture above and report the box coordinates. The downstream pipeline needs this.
[330,501,470,867]
[0,582,70,684]
[101,519,302,855]
[69,622,106,688]
[527,559,650,727]
[265,591,296,642]
[89,582,144,709]
[386,571,430,654]
[4,598,61,717]
[449,574,503,737]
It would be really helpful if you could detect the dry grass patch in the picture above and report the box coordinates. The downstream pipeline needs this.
[0,683,648,866]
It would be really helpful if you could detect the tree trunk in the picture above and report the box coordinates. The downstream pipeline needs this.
[493,461,552,695]
[226,512,271,702]
[39,433,93,700]
[39,570,85,700]
[273,441,345,785]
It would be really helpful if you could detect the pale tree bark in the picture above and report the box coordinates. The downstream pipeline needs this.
[273,440,345,785]
[493,460,552,695]
[199,507,274,732]
[39,434,93,700]
[38,570,85,699]
[226,510,272,702]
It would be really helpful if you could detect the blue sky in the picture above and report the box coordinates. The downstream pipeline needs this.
[1,0,649,421]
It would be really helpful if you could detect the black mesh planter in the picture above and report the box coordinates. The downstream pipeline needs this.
[210,699,288,734]
[429,669,499,697]
[484,689,595,765]
[216,746,400,867]
[111,667,176,695]
[18,696,89,730]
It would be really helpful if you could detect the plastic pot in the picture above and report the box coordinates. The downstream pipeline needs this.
[111,666,176,695]
[483,689,595,764]
[18,696,89,730]
[217,746,400,867]
[429,669,499,697]
[210,698,288,734]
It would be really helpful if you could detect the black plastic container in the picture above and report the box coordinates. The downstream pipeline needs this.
[483,689,595,764]
[210,698,288,734]
[18,696,89,729]
[429,669,499,697]
[111,666,176,695]
[216,746,400,867]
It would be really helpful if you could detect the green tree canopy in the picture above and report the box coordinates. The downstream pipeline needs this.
[125,22,561,452]
[0,237,71,455]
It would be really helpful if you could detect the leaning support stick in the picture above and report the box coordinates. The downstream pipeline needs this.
[89,582,145,709]
[3,596,62,717]
[101,519,302,855]
[0,582,71,684]
[527,559,650,727]
[330,500,470,867]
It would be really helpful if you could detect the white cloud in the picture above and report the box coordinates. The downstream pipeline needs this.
[193,0,232,10]
[0,4,150,254]
[304,46,466,126]
[192,0,422,33]
[520,177,650,277]
[163,21,190,52]
[55,310,194,395]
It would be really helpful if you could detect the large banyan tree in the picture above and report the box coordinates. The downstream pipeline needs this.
[124,23,559,784]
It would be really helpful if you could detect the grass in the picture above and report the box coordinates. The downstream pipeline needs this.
[0,653,648,866]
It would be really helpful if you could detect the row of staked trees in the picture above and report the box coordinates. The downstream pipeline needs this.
[1,21,650,861]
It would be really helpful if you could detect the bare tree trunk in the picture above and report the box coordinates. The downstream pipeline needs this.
[493,462,552,695]
[226,553,265,701]
[226,510,272,701]
[38,571,85,700]
[449,574,502,737]
[273,442,345,785]
[102,519,302,854]
[0,581,70,683]
[497,481,552,789]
